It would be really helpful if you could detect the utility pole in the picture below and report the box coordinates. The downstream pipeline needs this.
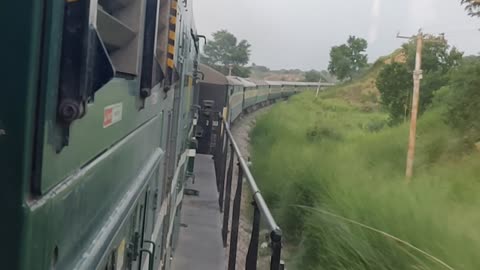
[397,29,423,182]
[228,64,233,76]
[397,30,445,182]
[315,77,322,98]
[405,31,423,182]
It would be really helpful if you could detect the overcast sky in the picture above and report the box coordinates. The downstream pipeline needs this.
[192,0,480,70]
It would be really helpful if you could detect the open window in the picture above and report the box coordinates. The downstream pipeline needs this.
[97,0,146,75]
[56,0,148,151]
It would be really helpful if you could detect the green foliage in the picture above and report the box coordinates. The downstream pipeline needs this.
[328,45,353,80]
[347,35,369,70]
[328,36,368,81]
[402,39,463,74]
[377,40,463,125]
[228,65,251,77]
[376,63,412,124]
[303,69,323,82]
[444,59,480,143]
[251,92,480,270]
[201,30,251,76]
[461,0,480,17]
[463,55,480,63]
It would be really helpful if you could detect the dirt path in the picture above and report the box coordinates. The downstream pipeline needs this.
[225,106,272,269]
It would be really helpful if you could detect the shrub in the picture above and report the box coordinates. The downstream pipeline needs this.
[444,60,480,144]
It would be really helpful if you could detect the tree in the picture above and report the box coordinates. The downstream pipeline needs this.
[445,59,480,143]
[402,38,463,74]
[377,38,463,125]
[347,36,368,71]
[303,70,323,82]
[461,0,480,17]
[376,63,413,124]
[328,45,353,80]
[328,36,368,80]
[201,30,251,77]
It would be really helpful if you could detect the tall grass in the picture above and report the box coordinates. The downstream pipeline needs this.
[251,92,480,270]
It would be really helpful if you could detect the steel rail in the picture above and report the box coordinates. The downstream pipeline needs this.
[222,119,282,236]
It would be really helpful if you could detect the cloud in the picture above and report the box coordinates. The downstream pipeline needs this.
[368,0,382,43]
[371,0,381,17]
[408,0,437,28]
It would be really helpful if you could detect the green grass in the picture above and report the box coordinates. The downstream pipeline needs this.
[251,92,480,270]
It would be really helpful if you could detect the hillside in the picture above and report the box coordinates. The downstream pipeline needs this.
[320,49,405,111]
[250,49,480,269]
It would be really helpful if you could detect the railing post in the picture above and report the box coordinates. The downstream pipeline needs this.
[208,111,215,154]
[218,133,228,212]
[215,123,222,192]
[222,120,285,270]
[222,144,235,247]
[245,201,260,270]
[228,165,244,270]
[270,231,282,270]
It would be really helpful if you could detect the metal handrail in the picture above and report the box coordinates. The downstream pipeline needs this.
[223,121,282,236]
[217,117,284,270]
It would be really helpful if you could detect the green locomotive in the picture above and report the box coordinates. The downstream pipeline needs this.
[0,1,201,269]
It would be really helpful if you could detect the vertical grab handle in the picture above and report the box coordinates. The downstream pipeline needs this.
[140,240,156,270]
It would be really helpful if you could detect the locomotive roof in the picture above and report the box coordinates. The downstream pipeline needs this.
[199,64,228,85]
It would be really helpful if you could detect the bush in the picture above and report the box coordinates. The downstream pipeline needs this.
[376,63,412,124]
[444,60,480,144]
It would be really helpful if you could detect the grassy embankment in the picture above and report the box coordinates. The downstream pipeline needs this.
[250,57,480,269]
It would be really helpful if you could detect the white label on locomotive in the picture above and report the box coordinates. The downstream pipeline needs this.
[103,103,123,128]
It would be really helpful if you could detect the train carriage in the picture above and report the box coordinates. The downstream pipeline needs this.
[266,81,283,100]
[237,77,258,111]
[0,1,202,270]
[303,82,324,92]
[195,64,229,154]
[293,82,311,93]
[226,76,245,123]
[282,81,297,97]
[253,79,270,106]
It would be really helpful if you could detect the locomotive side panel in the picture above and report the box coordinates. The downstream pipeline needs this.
[0,0,200,269]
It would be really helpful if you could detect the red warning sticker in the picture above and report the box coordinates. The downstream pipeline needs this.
[103,103,123,128]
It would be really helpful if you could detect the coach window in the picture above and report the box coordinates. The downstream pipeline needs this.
[97,0,146,76]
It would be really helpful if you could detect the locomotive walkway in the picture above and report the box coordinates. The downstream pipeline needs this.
[171,154,225,270]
